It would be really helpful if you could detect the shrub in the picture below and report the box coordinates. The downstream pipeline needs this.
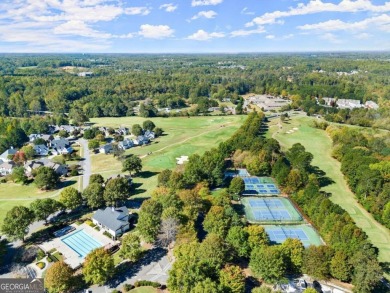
[36,248,46,261]
[134,280,161,288]
[70,169,79,176]
[36,262,46,269]
[85,219,95,227]
[122,284,134,292]
[94,226,101,231]
[103,231,113,239]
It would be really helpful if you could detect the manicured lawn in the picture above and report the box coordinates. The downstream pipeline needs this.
[128,287,158,293]
[267,114,390,262]
[0,178,79,226]
[90,116,245,199]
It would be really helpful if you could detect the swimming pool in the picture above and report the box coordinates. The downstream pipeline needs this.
[61,229,102,258]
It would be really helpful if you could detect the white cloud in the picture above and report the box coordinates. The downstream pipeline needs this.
[125,7,151,16]
[139,24,174,39]
[191,0,223,7]
[159,3,178,12]
[54,20,112,39]
[230,27,266,37]
[355,32,371,39]
[191,10,217,20]
[187,29,225,40]
[321,32,342,43]
[266,34,275,39]
[241,7,255,15]
[298,14,390,32]
[246,0,390,27]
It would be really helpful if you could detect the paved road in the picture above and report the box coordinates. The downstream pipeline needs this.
[79,138,91,191]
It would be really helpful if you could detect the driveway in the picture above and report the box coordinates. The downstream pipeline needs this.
[78,138,91,191]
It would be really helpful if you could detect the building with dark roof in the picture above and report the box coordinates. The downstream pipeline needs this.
[92,206,130,238]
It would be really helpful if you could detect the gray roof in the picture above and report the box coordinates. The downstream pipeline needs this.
[92,207,129,231]
[0,148,17,160]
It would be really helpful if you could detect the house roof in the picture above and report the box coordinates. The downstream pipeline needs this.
[0,161,15,169]
[92,206,129,231]
[0,148,17,160]
[51,138,70,148]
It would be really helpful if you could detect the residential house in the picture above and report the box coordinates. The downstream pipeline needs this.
[0,161,15,176]
[116,127,129,136]
[0,147,17,162]
[92,206,130,238]
[118,138,134,150]
[336,99,362,109]
[144,130,155,140]
[29,134,53,143]
[365,101,379,110]
[24,160,68,176]
[59,125,78,134]
[50,138,73,155]
[45,161,68,176]
[33,145,49,156]
[133,136,149,146]
[24,160,44,176]
[78,72,93,77]
[99,144,113,154]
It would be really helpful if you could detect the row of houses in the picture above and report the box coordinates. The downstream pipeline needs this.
[99,131,156,154]
[319,98,380,110]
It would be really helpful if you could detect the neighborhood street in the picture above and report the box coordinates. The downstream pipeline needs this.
[79,138,91,191]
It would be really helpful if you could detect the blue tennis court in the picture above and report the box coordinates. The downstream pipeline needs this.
[237,169,250,177]
[265,225,323,247]
[243,177,280,195]
[61,229,103,258]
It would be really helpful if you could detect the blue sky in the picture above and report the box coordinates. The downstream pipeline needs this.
[0,0,389,52]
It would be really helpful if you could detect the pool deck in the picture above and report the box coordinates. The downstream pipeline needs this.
[40,223,116,269]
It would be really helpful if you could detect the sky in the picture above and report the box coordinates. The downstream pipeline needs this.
[0,0,389,53]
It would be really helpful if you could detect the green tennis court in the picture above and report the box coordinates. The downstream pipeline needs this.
[242,197,303,224]
[265,224,323,247]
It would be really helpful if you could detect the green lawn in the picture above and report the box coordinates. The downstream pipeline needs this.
[90,116,245,198]
[0,178,79,226]
[267,114,390,263]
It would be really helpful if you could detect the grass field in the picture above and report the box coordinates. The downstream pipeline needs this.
[267,114,390,262]
[128,287,158,293]
[90,116,245,198]
[0,178,79,226]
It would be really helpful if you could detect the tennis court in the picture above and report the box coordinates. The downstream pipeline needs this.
[224,168,251,178]
[265,225,323,247]
[242,177,280,195]
[242,197,303,223]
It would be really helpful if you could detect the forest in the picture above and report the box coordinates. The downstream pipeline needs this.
[0,53,389,127]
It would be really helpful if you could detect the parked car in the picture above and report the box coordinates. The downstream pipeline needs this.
[312,280,323,293]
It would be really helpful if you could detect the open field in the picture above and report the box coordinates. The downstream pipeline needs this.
[128,287,158,293]
[90,116,245,198]
[267,114,390,262]
[0,178,79,225]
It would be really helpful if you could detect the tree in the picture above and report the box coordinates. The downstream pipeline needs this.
[192,278,221,293]
[30,198,61,223]
[158,169,172,187]
[219,265,245,293]
[20,145,35,159]
[154,127,163,137]
[203,206,231,238]
[88,139,99,150]
[250,246,286,284]
[229,177,245,195]
[122,155,142,175]
[103,177,130,206]
[251,287,273,293]
[382,202,390,226]
[58,130,69,138]
[281,238,304,275]
[34,166,59,190]
[142,120,155,131]
[11,166,28,184]
[131,124,143,136]
[89,173,104,185]
[1,206,34,241]
[119,233,142,262]
[158,217,179,247]
[198,233,229,270]
[302,245,332,280]
[83,183,105,209]
[44,261,74,293]
[330,251,351,282]
[137,199,162,242]
[245,225,269,249]
[303,289,317,293]
[83,248,114,285]
[59,187,82,211]
[69,108,89,125]
[226,226,250,258]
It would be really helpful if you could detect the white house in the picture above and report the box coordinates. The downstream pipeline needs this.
[99,144,113,154]
[144,130,155,140]
[0,147,17,162]
[133,136,149,146]
[92,206,130,238]
[0,161,15,176]
[118,139,134,150]
[365,101,379,110]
